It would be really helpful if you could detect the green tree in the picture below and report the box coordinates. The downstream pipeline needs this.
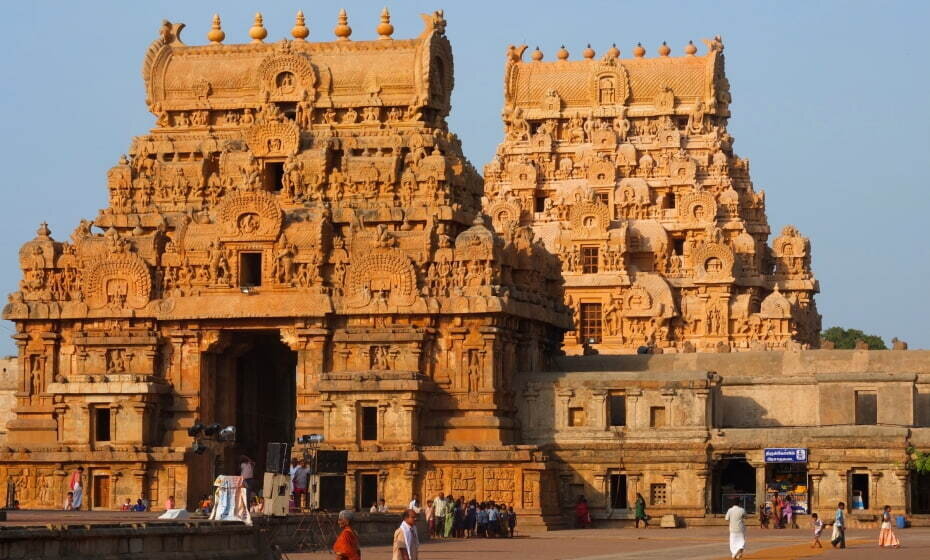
[820,326,887,350]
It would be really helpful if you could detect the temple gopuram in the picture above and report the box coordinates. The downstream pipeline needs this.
[484,40,820,354]
[4,10,930,527]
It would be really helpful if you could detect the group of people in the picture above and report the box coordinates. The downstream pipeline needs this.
[422,494,517,538]
[758,495,798,528]
[727,498,903,559]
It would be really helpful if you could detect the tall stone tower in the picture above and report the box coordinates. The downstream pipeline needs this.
[483,40,820,354]
[2,11,568,512]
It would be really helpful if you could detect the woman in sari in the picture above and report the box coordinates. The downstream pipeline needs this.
[69,467,84,510]
[878,505,901,548]
[575,496,591,529]
[333,510,361,560]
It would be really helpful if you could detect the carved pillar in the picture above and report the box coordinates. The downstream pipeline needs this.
[662,473,677,507]
[378,469,389,503]
[593,473,608,510]
[591,389,608,430]
[377,402,389,442]
[556,389,574,430]
[869,470,883,511]
[400,401,418,445]
[320,401,335,442]
[41,332,60,400]
[111,471,123,510]
[626,389,642,429]
[660,388,675,427]
[12,333,29,397]
[894,469,909,512]
[809,470,825,512]
[54,469,67,510]
[627,472,643,508]
[694,388,710,427]
[696,469,710,514]
[53,403,68,442]
[522,385,539,438]
[346,470,359,510]
[750,460,766,514]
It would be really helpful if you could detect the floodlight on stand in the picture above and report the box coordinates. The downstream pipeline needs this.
[187,422,205,437]
[191,440,207,455]
[298,434,324,445]
[204,423,222,436]
[218,425,236,441]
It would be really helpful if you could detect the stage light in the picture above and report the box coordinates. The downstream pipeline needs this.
[191,440,207,455]
[298,434,324,444]
[218,426,237,441]
[204,423,222,436]
[187,422,204,437]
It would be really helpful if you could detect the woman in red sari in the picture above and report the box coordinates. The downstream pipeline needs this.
[333,510,361,560]
[575,496,591,529]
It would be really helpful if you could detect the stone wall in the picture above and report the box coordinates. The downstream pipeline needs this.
[0,358,16,445]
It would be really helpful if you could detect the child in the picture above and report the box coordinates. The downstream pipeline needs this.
[507,506,517,537]
[64,492,74,511]
[811,513,824,548]
[121,498,132,511]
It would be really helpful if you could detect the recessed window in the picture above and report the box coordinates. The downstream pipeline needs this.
[361,406,378,441]
[265,162,285,192]
[596,192,610,206]
[568,407,586,427]
[609,474,628,509]
[650,406,667,428]
[581,247,599,274]
[239,253,262,287]
[650,483,667,505]
[673,238,685,256]
[855,391,877,425]
[579,303,603,344]
[535,196,546,213]
[94,407,111,443]
[609,395,626,427]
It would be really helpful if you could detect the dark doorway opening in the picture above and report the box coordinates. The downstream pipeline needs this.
[319,475,346,511]
[609,474,628,509]
[359,474,378,511]
[912,472,930,514]
[239,253,262,287]
[264,161,285,192]
[852,473,869,510]
[212,331,297,479]
[713,456,756,513]
[361,406,378,441]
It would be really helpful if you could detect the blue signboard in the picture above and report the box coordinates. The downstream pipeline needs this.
[764,448,808,463]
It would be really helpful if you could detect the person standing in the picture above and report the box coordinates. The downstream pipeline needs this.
[69,466,84,510]
[292,459,310,511]
[634,493,648,528]
[239,455,256,505]
[443,495,454,538]
[831,501,846,549]
[393,508,420,560]
[333,510,361,560]
[477,503,488,537]
[575,496,591,529]
[725,497,747,560]
[408,495,421,515]
[488,502,500,536]
[783,496,795,529]
[878,505,901,548]
[432,494,445,538]
[424,499,434,537]
[507,505,517,537]
[811,513,824,548]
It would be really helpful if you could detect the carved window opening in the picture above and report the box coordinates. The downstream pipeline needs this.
[239,252,262,287]
[673,239,685,256]
[650,406,667,428]
[581,247,599,274]
[650,483,667,505]
[568,407,586,427]
[662,193,676,209]
[264,161,285,192]
[855,391,877,425]
[596,192,610,207]
[535,196,546,213]
[579,303,603,343]
[851,473,869,510]
[609,394,626,427]
[361,406,378,441]
[93,407,112,443]
[278,102,297,121]
[609,474,628,509]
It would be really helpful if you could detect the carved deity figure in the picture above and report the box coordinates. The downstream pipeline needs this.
[273,243,296,284]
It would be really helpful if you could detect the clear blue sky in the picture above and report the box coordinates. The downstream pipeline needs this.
[1,1,927,353]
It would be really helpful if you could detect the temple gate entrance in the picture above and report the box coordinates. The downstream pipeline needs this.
[712,455,756,513]
[211,330,297,478]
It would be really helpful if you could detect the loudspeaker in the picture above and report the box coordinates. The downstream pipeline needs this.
[265,442,290,474]
[262,473,290,516]
[316,450,348,474]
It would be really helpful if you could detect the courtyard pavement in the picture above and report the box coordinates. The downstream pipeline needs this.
[292,526,930,560]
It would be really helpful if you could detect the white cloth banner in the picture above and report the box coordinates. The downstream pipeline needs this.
[209,475,252,526]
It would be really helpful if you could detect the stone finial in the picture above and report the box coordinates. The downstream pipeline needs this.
[607,43,620,58]
[556,45,569,60]
[633,42,646,57]
[658,41,671,56]
[531,46,543,61]
[334,8,352,41]
[582,44,595,59]
[36,222,51,238]
[249,13,268,43]
[292,10,309,41]
[377,7,394,40]
[685,40,697,56]
[207,14,225,44]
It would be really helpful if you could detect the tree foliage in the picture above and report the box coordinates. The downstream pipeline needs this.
[907,447,930,474]
[821,326,887,350]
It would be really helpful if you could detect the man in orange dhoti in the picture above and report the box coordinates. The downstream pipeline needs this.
[333,510,362,560]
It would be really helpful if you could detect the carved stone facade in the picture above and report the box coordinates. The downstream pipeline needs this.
[484,39,820,354]
[6,11,925,526]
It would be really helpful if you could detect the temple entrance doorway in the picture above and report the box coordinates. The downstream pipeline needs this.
[211,330,297,479]
[712,455,756,513]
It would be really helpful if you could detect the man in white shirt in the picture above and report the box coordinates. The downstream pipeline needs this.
[432,494,446,537]
[725,498,747,559]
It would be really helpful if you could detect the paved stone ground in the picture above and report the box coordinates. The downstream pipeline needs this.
[290,527,930,560]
